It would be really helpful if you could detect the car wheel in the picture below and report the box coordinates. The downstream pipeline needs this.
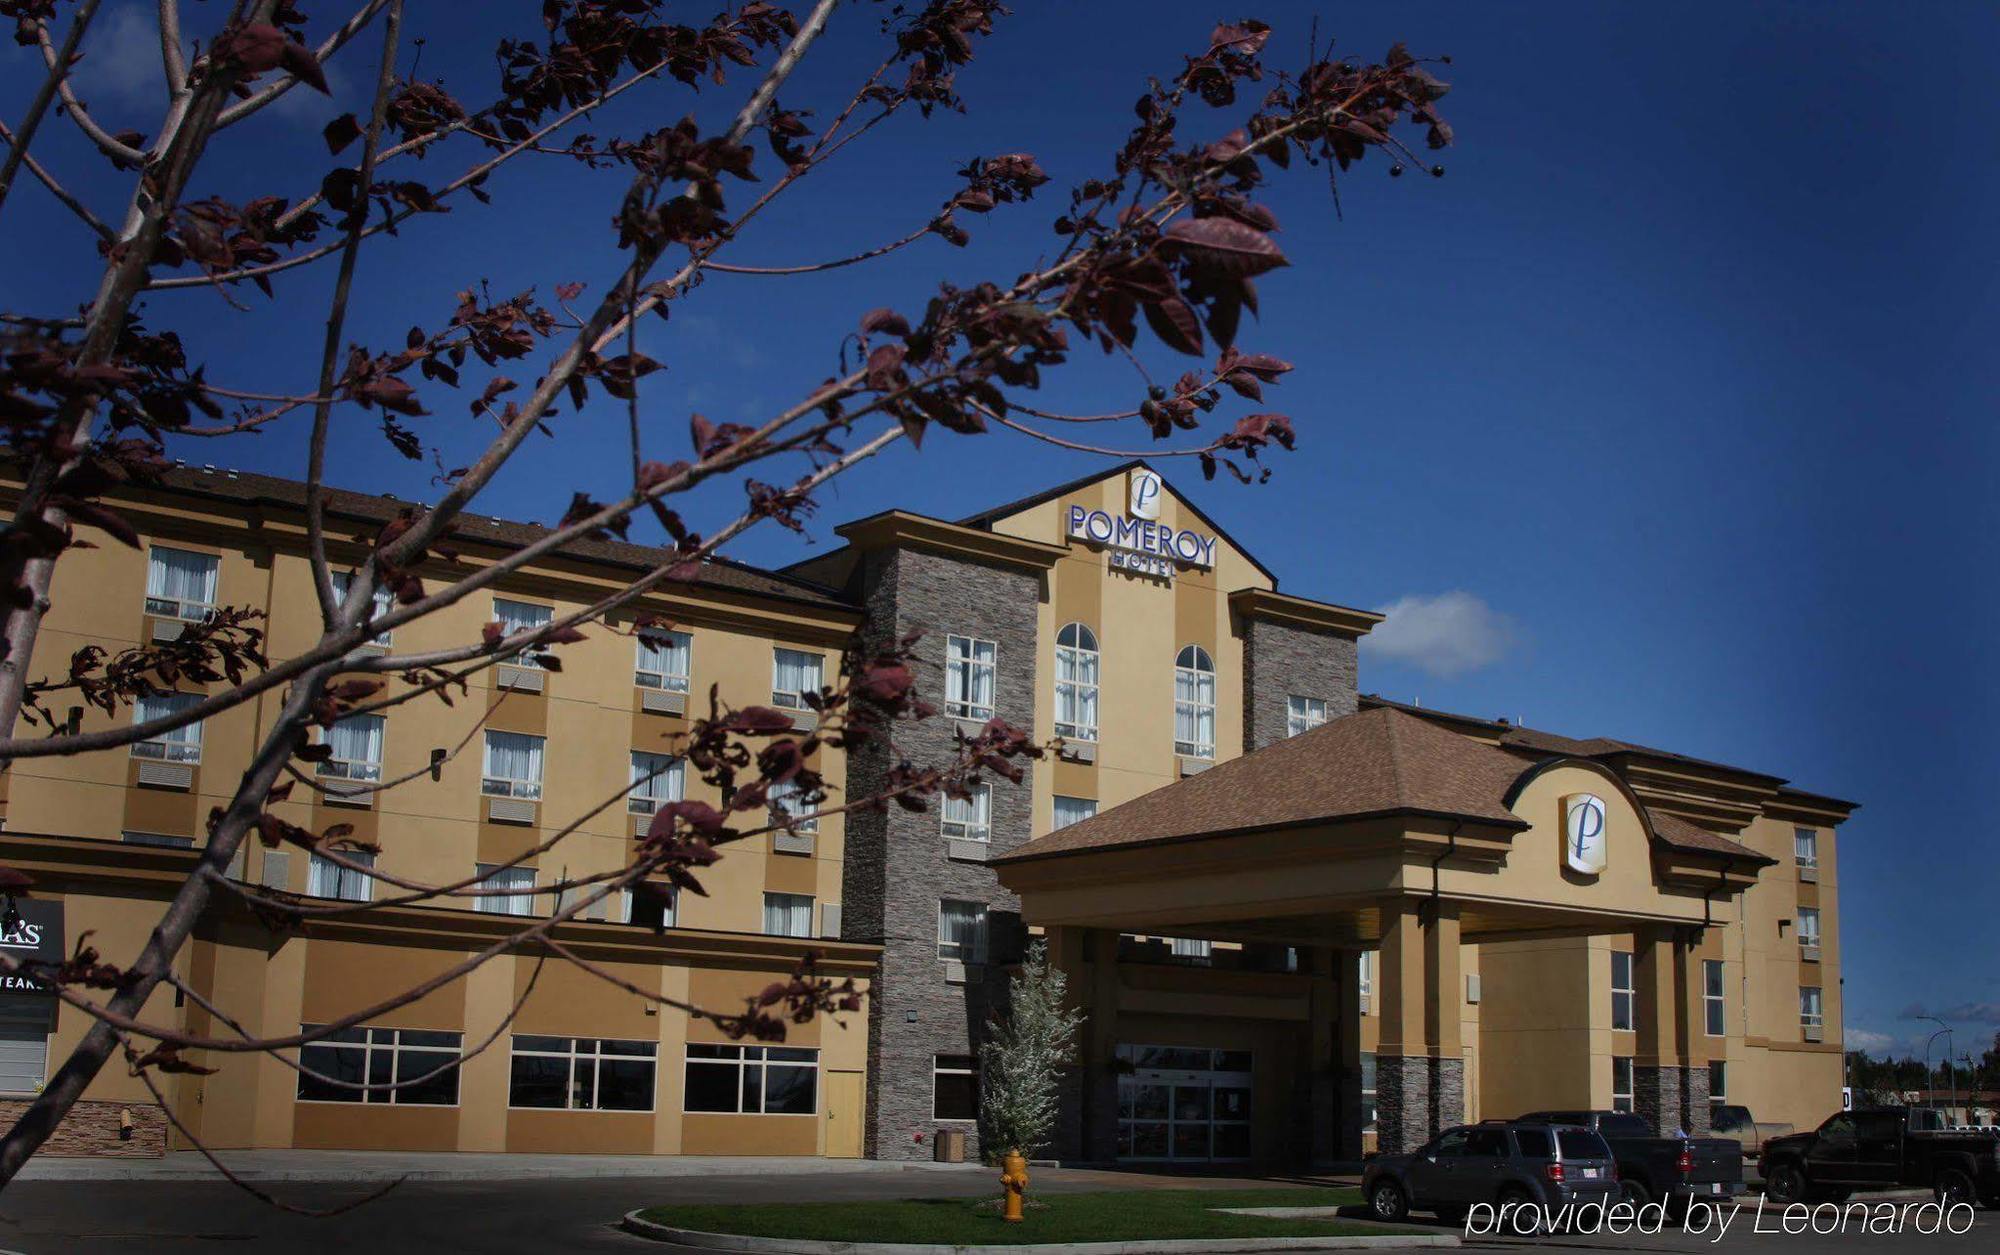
[1620,1177,1654,1208]
[1764,1162,1808,1206]
[1934,1168,1976,1209]
[1369,1180,1410,1223]
[1496,1185,1541,1235]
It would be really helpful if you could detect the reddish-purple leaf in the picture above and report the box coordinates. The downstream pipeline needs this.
[1162,217,1289,279]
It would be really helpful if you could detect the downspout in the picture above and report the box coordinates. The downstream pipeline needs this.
[1701,857,1735,927]
[1429,818,1463,910]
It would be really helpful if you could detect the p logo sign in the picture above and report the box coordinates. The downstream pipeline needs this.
[1128,468,1164,521]
[1562,793,1608,876]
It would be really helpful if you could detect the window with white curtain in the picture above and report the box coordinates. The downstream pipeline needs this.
[937,900,988,963]
[1799,986,1824,1031]
[319,714,384,783]
[1174,645,1216,758]
[763,892,814,938]
[1054,623,1099,741]
[131,691,204,762]
[771,648,823,709]
[330,570,395,644]
[1286,695,1328,737]
[768,779,818,833]
[627,751,684,816]
[474,863,537,916]
[1798,907,1821,949]
[1052,795,1097,830]
[308,851,375,902]
[493,597,553,666]
[634,629,691,692]
[1793,827,1818,869]
[945,636,997,721]
[941,785,991,842]
[144,547,218,620]
[481,730,545,799]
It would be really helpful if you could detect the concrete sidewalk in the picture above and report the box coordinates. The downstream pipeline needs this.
[15,1148,990,1183]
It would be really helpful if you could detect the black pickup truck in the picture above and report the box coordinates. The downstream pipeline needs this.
[1520,1110,1744,1208]
[1760,1107,2000,1208]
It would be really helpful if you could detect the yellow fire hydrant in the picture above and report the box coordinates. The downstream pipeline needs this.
[1000,1150,1030,1223]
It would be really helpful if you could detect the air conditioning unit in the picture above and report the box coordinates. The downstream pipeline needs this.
[942,959,970,985]
[149,619,187,643]
[946,839,989,864]
[261,850,292,891]
[631,813,655,838]
[787,709,817,733]
[1799,865,1818,884]
[322,783,372,808]
[1058,740,1098,764]
[1800,944,1821,962]
[487,796,538,825]
[640,688,686,716]
[495,665,544,694]
[1178,756,1213,777]
[135,760,194,791]
[773,831,815,856]
[1803,1025,1824,1043]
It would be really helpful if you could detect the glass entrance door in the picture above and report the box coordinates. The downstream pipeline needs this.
[1115,1044,1252,1163]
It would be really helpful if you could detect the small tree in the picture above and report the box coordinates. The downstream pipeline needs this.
[980,940,1083,1160]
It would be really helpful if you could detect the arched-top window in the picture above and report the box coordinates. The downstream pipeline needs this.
[1054,622,1100,742]
[1174,645,1215,759]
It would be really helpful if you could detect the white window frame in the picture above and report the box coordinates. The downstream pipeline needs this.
[317,713,385,784]
[131,691,204,763]
[1611,950,1636,1032]
[619,885,678,929]
[762,891,814,938]
[1169,937,1214,964]
[473,863,537,916]
[1358,950,1374,1009]
[481,730,545,799]
[768,778,819,833]
[1611,1055,1635,1113]
[1794,827,1818,870]
[1286,695,1329,737]
[941,784,991,842]
[932,1053,979,1123]
[1052,795,1097,831]
[771,648,823,710]
[330,570,395,645]
[307,851,375,903]
[507,1035,658,1112]
[627,751,684,816]
[1704,959,1726,1036]
[682,1043,818,1116]
[937,899,989,964]
[1797,907,1821,949]
[493,597,554,667]
[1360,1052,1378,1133]
[945,635,997,722]
[634,628,691,692]
[1708,1059,1727,1124]
[144,546,219,622]
[1174,644,1216,759]
[1054,622,1099,742]
[1799,986,1824,1032]
[296,1024,462,1106]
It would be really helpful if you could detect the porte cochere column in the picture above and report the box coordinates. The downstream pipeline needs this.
[1373,898,1464,1153]
[1634,924,1713,1136]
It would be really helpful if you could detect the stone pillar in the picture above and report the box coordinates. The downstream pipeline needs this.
[1633,926,1682,1134]
[1680,933,1715,1136]
[1374,899,1464,1152]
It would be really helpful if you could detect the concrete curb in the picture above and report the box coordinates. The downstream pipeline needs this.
[15,1152,987,1184]
[619,1209,1460,1254]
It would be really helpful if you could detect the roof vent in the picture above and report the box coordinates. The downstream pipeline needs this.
[202,464,215,474]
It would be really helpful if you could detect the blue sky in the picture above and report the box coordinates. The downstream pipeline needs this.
[6,2,1994,1066]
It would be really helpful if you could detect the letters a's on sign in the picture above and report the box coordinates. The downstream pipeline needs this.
[1562,793,1608,876]
[1065,468,1218,582]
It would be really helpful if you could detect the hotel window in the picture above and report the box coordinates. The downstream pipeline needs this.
[330,570,394,644]
[763,892,814,938]
[508,1035,656,1111]
[945,635,997,721]
[1054,622,1099,741]
[1173,645,1216,758]
[627,751,684,816]
[131,691,204,762]
[1357,950,1373,1008]
[1708,1060,1727,1127]
[1799,986,1824,1032]
[474,863,536,916]
[481,730,545,799]
[620,884,677,929]
[306,851,374,903]
[634,628,691,692]
[941,785,991,842]
[1611,1056,1635,1113]
[938,899,989,964]
[1359,1053,1378,1133]
[933,1053,979,1121]
[684,1044,818,1115]
[771,647,823,710]
[1797,907,1821,951]
[1169,937,1214,964]
[318,714,384,785]
[1610,950,1636,1031]
[768,778,818,833]
[297,1025,461,1105]
[1286,695,1328,737]
[1052,795,1097,830]
[1794,827,1818,870]
[144,546,218,621]
[1704,959,1726,1036]
[493,597,554,665]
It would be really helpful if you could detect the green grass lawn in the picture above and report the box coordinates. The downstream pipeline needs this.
[635,1186,1424,1245]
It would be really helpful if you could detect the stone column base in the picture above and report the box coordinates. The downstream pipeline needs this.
[1635,1064,1714,1135]
[1375,1054,1466,1154]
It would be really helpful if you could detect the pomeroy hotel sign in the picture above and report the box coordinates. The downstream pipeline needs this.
[1066,468,1219,581]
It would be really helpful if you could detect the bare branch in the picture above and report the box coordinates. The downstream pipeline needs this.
[0,0,108,224]
[35,18,148,166]
[0,120,115,241]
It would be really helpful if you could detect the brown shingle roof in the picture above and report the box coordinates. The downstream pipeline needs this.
[1645,810,1774,864]
[128,465,856,612]
[998,707,1530,864]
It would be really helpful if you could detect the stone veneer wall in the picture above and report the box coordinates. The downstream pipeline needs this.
[1636,1064,1713,1135]
[0,1099,167,1157]
[841,546,1041,1161]
[1240,616,1358,752]
[1375,1055,1465,1154]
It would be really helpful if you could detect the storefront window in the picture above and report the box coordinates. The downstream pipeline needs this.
[508,1036,656,1111]
[1115,1044,1251,1163]
[684,1044,817,1114]
[299,1025,461,1105]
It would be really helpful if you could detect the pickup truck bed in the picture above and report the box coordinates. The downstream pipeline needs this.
[1761,1108,2000,1208]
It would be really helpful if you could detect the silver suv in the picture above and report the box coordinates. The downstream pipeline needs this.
[1364,1121,1619,1223]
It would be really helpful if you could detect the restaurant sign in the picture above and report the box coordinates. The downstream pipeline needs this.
[0,898,65,996]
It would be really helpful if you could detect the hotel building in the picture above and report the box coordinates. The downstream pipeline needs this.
[0,461,1853,1164]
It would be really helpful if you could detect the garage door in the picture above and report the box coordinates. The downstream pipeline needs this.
[1115,1044,1252,1163]
[0,1001,51,1096]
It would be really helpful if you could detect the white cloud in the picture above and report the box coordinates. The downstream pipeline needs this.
[1361,591,1516,679]
[71,2,169,113]
[1845,1028,1900,1054]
